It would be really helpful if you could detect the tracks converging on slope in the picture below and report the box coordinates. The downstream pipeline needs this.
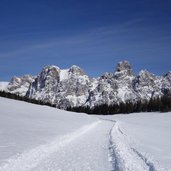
[0,118,161,171]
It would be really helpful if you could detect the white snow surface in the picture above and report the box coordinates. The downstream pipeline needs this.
[0,97,112,171]
[0,97,171,171]
[103,113,171,171]
[59,69,69,81]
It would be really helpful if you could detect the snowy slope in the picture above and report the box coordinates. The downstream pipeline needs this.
[0,97,97,159]
[0,97,112,171]
[104,113,171,171]
[0,97,171,171]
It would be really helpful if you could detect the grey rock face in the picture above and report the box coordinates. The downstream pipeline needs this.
[86,61,136,108]
[7,75,35,96]
[161,72,171,95]
[133,70,161,100]
[69,65,85,76]
[6,61,171,109]
[114,60,134,79]
[26,65,90,109]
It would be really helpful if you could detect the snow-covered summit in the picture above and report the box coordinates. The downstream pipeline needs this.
[5,75,35,96]
[4,61,171,109]
[26,65,90,109]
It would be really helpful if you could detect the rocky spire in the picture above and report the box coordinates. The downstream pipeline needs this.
[114,61,134,79]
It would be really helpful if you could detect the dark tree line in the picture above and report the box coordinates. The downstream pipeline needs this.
[1,90,171,114]
[67,95,171,115]
[0,91,56,108]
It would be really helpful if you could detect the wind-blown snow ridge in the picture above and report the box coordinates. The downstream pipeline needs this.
[109,122,166,171]
[0,121,101,171]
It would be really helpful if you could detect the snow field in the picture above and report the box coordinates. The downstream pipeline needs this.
[0,121,101,171]
[0,97,171,171]
[105,113,171,171]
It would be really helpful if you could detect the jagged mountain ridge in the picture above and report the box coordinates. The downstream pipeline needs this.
[3,61,171,109]
[6,75,35,96]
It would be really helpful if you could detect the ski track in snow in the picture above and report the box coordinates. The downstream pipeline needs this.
[108,119,167,171]
[0,117,167,171]
[0,121,101,171]
[31,120,114,171]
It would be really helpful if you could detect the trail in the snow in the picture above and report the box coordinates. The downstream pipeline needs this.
[0,121,101,171]
[31,120,114,171]
[108,119,166,171]
[0,116,164,171]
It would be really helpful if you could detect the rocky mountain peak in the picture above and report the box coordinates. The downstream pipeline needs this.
[138,70,156,80]
[114,61,134,79]
[26,65,91,108]
[69,65,85,76]
[7,75,35,96]
[41,65,60,78]
[9,76,21,85]
[9,75,34,87]
[116,61,132,72]
[3,61,171,110]
[32,65,61,91]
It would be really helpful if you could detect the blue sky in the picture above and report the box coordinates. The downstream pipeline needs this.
[0,0,171,80]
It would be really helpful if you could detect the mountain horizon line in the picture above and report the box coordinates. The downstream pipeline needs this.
[4,60,171,82]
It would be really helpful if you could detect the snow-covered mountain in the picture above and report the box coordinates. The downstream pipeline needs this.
[26,65,91,109]
[2,61,171,109]
[6,75,35,96]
